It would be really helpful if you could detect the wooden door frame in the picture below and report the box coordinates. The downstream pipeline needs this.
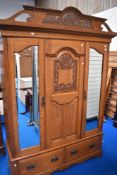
[81,41,109,138]
[44,39,85,148]
[3,37,46,158]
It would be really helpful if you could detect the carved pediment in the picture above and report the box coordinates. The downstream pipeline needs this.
[43,7,92,29]
[0,6,116,38]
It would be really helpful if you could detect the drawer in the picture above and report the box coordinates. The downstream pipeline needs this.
[65,136,101,163]
[18,149,64,175]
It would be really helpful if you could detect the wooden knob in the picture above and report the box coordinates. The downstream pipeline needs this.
[89,143,95,148]
[27,164,36,170]
[51,156,59,162]
[71,149,78,155]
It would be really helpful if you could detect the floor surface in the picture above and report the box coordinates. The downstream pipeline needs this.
[0,117,117,175]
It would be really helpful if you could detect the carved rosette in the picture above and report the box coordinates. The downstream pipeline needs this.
[54,53,77,92]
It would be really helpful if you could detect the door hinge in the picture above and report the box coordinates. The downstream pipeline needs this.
[84,91,87,100]
[42,96,45,107]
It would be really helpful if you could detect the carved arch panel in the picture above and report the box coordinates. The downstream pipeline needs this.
[54,50,77,92]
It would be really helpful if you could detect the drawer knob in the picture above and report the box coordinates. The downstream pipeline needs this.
[89,143,95,148]
[27,164,36,170]
[71,149,78,155]
[51,156,59,162]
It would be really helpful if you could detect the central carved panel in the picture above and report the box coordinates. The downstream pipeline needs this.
[54,52,77,92]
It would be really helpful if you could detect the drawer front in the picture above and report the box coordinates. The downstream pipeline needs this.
[19,149,64,175]
[65,136,101,163]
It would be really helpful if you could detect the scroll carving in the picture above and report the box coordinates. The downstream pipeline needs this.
[15,13,32,22]
[43,9,92,29]
[54,53,77,92]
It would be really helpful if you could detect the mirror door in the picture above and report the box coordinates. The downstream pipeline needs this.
[85,48,103,131]
[81,42,108,137]
[13,38,45,151]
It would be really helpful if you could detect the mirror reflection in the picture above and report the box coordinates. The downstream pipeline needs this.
[15,46,40,149]
[85,48,103,131]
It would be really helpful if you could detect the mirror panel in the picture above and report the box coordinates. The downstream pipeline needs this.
[85,48,103,131]
[15,46,40,149]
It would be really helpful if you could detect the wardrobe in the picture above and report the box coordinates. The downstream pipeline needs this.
[0,6,116,175]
